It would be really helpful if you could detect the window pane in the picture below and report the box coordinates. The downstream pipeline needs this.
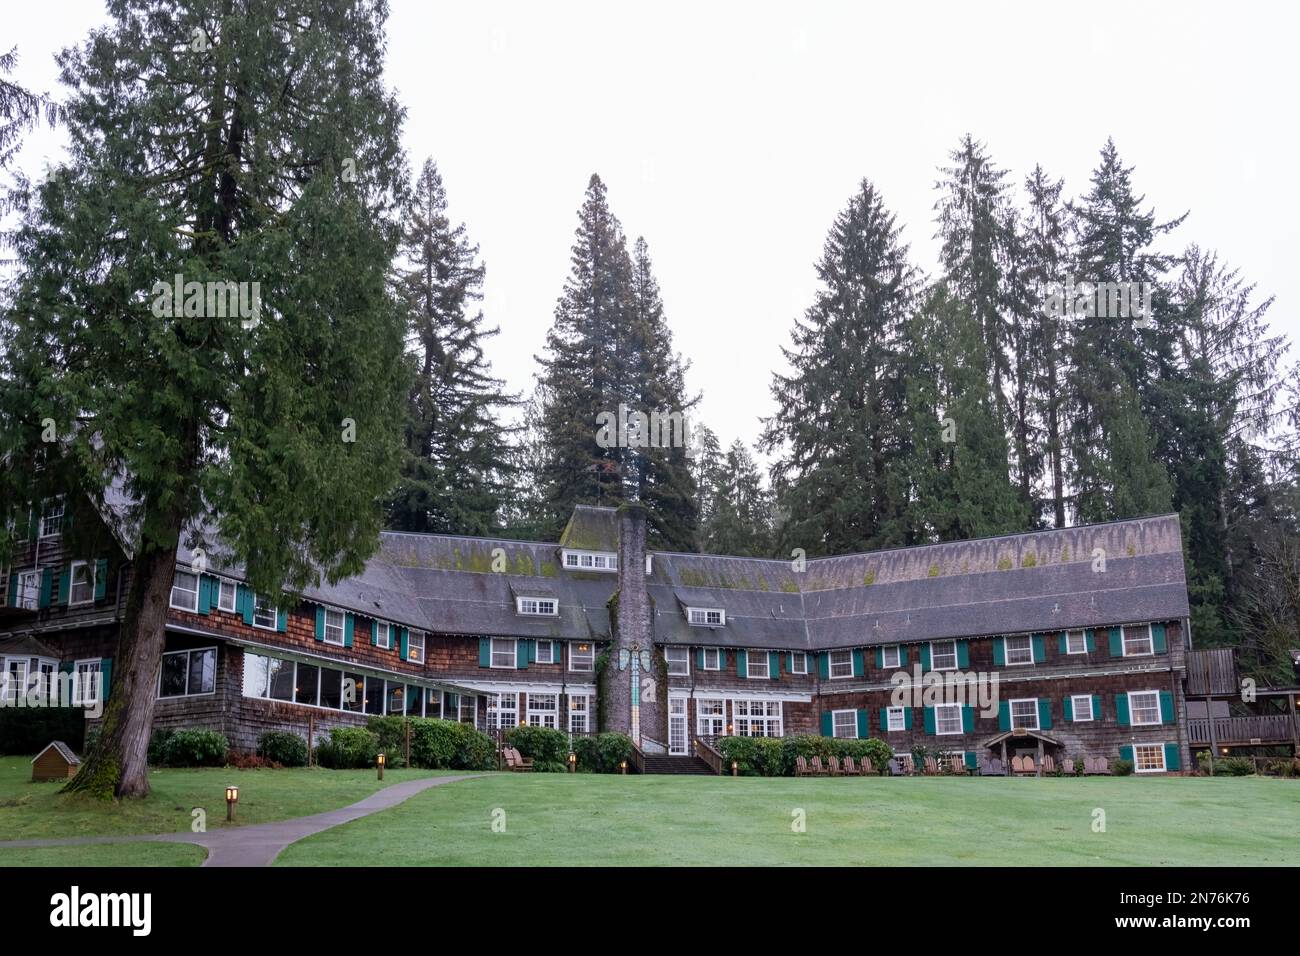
[160,653,188,697]
[364,679,384,715]
[242,653,270,698]
[319,668,342,710]
[344,673,366,712]
[295,663,319,706]
[267,658,294,701]
[188,649,216,694]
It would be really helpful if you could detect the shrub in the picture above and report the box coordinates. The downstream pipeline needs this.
[503,725,569,772]
[361,716,495,770]
[449,722,496,770]
[718,735,894,776]
[365,716,412,767]
[1196,750,1213,775]
[1112,758,1134,776]
[1268,759,1299,778]
[257,731,308,768]
[408,719,458,769]
[1214,756,1255,776]
[228,752,279,769]
[315,727,379,769]
[0,707,87,756]
[159,729,229,767]
[1072,757,1086,776]
[147,728,175,766]
[572,732,634,773]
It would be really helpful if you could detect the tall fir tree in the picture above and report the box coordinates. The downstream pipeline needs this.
[0,0,409,797]
[699,439,773,556]
[388,158,515,535]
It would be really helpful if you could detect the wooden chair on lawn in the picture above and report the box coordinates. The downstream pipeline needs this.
[809,756,829,776]
[948,754,967,775]
[1041,755,1056,774]
[795,755,814,776]
[1091,756,1111,776]
[1010,755,1026,775]
[924,756,940,775]
[505,747,534,772]
[841,756,859,775]
[827,756,844,776]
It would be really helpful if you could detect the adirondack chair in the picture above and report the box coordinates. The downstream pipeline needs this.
[1012,755,1037,775]
[809,756,829,776]
[1058,755,1074,775]
[887,757,905,776]
[979,756,1006,776]
[947,754,967,775]
[861,758,876,775]
[505,747,534,772]
[842,756,859,775]
[1086,756,1111,775]
[1042,755,1057,774]
[827,756,844,776]
[795,755,814,776]
[924,756,940,775]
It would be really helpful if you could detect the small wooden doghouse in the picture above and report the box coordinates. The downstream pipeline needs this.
[32,741,81,782]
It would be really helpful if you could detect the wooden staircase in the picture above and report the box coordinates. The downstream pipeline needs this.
[640,754,717,775]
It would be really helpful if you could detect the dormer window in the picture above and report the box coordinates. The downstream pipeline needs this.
[517,596,558,617]
[562,549,618,572]
[687,607,725,627]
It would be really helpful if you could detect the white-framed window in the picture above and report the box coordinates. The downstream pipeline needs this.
[490,638,517,669]
[930,639,958,671]
[535,640,554,664]
[1004,634,1034,666]
[2,658,28,705]
[1133,743,1167,773]
[517,596,558,616]
[1065,630,1088,654]
[881,645,901,669]
[665,646,689,676]
[1071,694,1094,722]
[747,650,769,679]
[790,652,808,675]
[1128,690,1162,726]
[562,550,617,572]
[886,706,906,732]
[159,646,217,697]
[1009,698,1039,731]
[569,642,594,672]
[73,659,101,706]
[216,579,237,613]
[527,692,558,728]
[487,692,518,729]
[253,594,277,631]
[697,697,726,737]
[701,647,721,671]
[828,649,853,679]
[733,699,782,737]
[375,622,392,650]
[1123,626,1154,657]
[322,609,345,646]
[68,561,95,606]
[832,709,858,738]
[568,694,590,734]
[687,607,724,627]
[39,500,64,538]
[170,570,199,612]
[934,702,964,735]
[16,569,41,610]
[407,631,425,664]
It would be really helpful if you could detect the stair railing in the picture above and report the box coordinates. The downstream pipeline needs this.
[694,737,725,775]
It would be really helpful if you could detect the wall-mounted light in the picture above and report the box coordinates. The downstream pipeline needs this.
[225,785,239,822]
[377,752,386,780]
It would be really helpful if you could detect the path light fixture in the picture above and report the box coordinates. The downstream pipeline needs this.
[567,751,576,773]
[619,760,627,775]
[377,752,386,780]
[225,785,238,822]
[731,760,738,777]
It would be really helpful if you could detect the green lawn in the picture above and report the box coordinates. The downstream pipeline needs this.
[0,843,207,867]
[274,774,1300,866]
[0,756,447,842]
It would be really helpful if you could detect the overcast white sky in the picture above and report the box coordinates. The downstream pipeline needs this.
[7,1,1298,453]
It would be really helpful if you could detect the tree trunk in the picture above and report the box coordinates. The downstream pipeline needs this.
[63,536,179,798]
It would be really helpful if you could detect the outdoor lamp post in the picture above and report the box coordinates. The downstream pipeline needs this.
[567,751,576,773]
[377,752,386,780]
[225,785,239,822]
[619,760,627,775]
[731,760,738,777]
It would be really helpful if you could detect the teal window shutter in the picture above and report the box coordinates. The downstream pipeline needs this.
[992,637,1005,666]
[99,658,112,700]
[1085,628,1096,652]
[851,648,864,677]
[518,639,531,670]
[1108,626,1123,656]
[875,646,884,669]
[1057,632,1068,654]
[276,608,287,632]
[817,652,829,678]
[956,640,969,668]
[919,644,931,672]
[856,710,869,738]
[696,647,705,669]
[1116,693,1130,727]
[400,627,410,660]
[1159,691,1174,724]
[1038,698,1052,730]
[1032,634,1045,663]
[820,711,832,736]
[736,649,747,678]
[961,705,974,732]
[478,638,491,667]
[964,751,978,771]
[39,567,54,608]
[903,707,913,730]
[240,586,254,625]
[343,613,355,648]
[371,619,379,646]
[1151,623,1167,654]
[197,575,212,615]
[719,649,728,670]
[314,605,325,641]
[1092,694,1101,720]
[1063,696,1073,721]
[769,651,780,679]
[879,706,890,731]
[998,700,1010,731]
[56,566,70,605]
[1163,743,1181,771]
[1119,744,1134,763]
[94,559,108,601]
[923,706,935,735]
[898,645,908,666]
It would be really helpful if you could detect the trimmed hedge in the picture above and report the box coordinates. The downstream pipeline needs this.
[571,732,635,773]
[315,727,379,769]
[717,735,894,776]
[364,716,496,771]
[0,707,86,756]
[159,729,229,767]
[257,731,308,768]
[503,725,568,772]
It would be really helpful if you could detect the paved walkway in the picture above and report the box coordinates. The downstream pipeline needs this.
[0,773,480,867]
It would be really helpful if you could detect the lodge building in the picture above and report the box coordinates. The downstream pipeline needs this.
[4,488,1271,776]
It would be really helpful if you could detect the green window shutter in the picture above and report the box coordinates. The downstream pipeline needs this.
[240,586,255,625]
[998,700,1010,731]
[94,559,108,601]
[56,566,70,605]
[371,619,379,646]
[817,652,829,678]
[400,628,410,661]
[956,640,969,668]
[1063,696,1074,721]
[879,706,890,731]
[1116,693,1130,727]
[919,644,931,672]
[992,637,1005,666]
[923,706,935,735]
[314,605,325,641]
[856,710,869,738]
[820,711,832,737]
[99,658,112,700]
[736,649,748,678]
[964,751,978,771]
[1163,743,1181,771]
[1032,634,1045,663]
[851,648,864,677]
[1151,623,1167,654]
[1119,744,1134,763]
[1108,626,1123,657]
[875,646,884,669]
[276,608,287,633]
[696,647,705,669]
[962,705,974,733]
[478,638,491,667]
[1159,691,1174,724]
[38,568,54,608]
[719,649,728,670]
[1092,695,1101,720]
[1038,698,1052,730]
[903,708,913,730]
[518,639,531,670]
[1085,628,1096,652]
[1057,632,1068,654]
[898,645,908,666]
[769,651,780,679]
[343,613,355,648]
[5,573,16,606]
[197,575,212,615]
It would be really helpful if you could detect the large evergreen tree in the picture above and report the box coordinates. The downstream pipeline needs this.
[0,0,409,797]
[699,439,773,556]
[388,158,515,535]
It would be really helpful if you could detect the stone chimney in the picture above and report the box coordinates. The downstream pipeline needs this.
[605,503,663,747]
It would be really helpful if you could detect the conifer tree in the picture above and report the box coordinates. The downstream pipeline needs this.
[699,439,773,556]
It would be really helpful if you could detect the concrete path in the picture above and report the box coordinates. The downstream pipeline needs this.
[0,773,480,867]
